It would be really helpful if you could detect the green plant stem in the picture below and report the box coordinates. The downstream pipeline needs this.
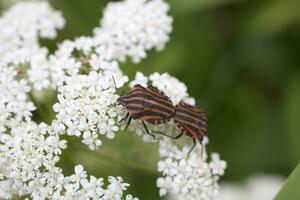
[28,92,50,123]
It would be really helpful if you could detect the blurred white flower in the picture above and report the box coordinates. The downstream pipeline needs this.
[0,1,64,55]
[53,71,126,150]
[1,46,52,91]
[129,71,149,88]
[219,175,284,200]
[94,0,173,63]
[0,1,64,91]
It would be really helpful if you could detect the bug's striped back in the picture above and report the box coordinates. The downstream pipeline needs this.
[174,102,208,142]
[117,84,175,124]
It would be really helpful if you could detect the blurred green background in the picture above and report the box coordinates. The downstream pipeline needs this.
[1,0,300,199]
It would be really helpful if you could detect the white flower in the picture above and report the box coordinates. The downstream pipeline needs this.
[0,121,67,199]
[0,46,52,91]
[50,36,128,88]
[94,0,173,63]
[149,72,195,105]
[209,153,227,176]
[53,71,127,150]
[0,65,35,133]
[129,71,149,88]
[219,175,284,200]
[157,138,226,200]
[0,1,64,55]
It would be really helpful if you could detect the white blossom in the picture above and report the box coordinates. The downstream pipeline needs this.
[219,175,284,200]
[129,72,149,88]
[1,46,52,91]
[94,0,173,63]
[53,72,127,150]
[50,36,128,88]
[0,65,35,133]
[0,120,137,199]
[0,1,64,55]
[149,72,195,105]
[0,121,67,199]
[157,138,226,200]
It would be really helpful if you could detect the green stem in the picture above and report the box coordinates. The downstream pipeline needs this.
[28,92,50,124]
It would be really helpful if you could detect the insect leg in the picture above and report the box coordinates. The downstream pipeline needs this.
[142,121,156,139]
[155,131,183,139]
[187,138,196,157]
[123,116,132,131]
[119,113,129,123]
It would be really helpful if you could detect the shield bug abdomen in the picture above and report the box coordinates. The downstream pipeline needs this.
[174,102,208,154]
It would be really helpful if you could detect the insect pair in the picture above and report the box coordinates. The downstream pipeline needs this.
[115,81,208,156]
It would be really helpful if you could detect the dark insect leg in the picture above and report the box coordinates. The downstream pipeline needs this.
[187,138,197,157]
[142,121,156,139]
[154,131,183,140]
[119,113,129,123]
[123,116,132,131]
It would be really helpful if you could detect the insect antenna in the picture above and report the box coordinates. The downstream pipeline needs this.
[111,75,126,97]
[111,75,117,90]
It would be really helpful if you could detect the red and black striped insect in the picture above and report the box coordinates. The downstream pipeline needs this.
[117,84,176,138]
[159,102,208,155]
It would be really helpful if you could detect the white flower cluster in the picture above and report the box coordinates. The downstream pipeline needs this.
[0,1,144,199]
[219,175,284,200]
[49,36,128,88]
[0,121,137,199]
[0,1,64,54]
[94,0,173,63]
[0,65,35,133]
[0,1,65,91]
[53,72,126,150]
[157,138,226,200]
[50,0,172,88]
[131,72,195,105]
[1,46,52,91]
[0,0,226,199]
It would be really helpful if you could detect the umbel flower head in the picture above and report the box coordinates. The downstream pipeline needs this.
[0,0,226,199]
[94,0,173,63]
[53,71,126,150]
[0,1,64,55]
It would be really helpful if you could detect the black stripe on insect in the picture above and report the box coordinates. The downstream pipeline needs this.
[112,77,176,139]
[155,102,208,156]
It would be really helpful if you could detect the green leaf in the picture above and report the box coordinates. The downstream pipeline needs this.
[170,0,241,14]
[283,73,300,165]
[275,163,300,199]
[246,0,300,36]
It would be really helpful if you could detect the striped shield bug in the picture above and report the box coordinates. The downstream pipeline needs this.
[174,102,208,155]
[116,83,176,139]
[156,102,208,156]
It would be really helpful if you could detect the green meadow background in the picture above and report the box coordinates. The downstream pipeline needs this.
[1,0,300,199]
